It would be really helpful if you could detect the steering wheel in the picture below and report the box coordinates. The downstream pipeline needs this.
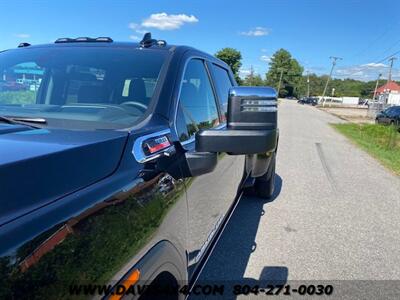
[120,101,148,111]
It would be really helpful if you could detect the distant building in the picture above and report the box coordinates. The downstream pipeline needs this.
[376,81,400,95]
[342,96,359,105]
[375,81,400,104]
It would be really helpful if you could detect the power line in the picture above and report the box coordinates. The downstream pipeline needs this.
[351,25,395,60]
[332,49,400,80]
[375,49,400,64]
[333,29,400,80]
[372,39,400,61]
[349,21,400,64]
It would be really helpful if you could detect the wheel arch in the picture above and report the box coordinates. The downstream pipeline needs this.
[108,240,187,299]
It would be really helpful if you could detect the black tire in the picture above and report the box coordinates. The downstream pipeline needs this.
[139,272,179,300]
[254,154,276,199]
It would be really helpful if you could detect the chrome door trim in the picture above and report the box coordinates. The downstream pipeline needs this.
[132,128,174,163]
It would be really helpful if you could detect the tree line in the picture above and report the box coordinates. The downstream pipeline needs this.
[215,48,388,98]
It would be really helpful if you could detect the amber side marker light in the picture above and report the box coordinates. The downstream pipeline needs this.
[109,269,141,300]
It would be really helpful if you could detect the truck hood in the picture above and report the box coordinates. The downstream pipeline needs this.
[0,124,129,226]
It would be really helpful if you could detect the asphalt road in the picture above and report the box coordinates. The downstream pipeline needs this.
[191,99,400,299]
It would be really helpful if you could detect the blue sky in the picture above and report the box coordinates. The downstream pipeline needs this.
[1,0,400,81]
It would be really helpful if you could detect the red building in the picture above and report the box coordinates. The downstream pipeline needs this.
[375,81,400,95]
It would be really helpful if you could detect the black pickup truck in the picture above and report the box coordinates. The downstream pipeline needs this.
[0,34,278,299]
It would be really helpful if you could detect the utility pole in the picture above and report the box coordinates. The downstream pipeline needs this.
[277,68,284,98]
[372,73,382,101]
[249,65,255,83]
[384,57,397,104]
[306,71,310,98]
[322,56,342,106]
[387,57,396,84]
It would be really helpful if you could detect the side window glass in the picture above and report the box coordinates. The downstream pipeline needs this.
[176,105,189,142]
[178,59,219,141]
[211,64,233,120]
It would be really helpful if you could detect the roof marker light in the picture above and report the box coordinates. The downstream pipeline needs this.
[54,37,113,43]
[18,42,31,48]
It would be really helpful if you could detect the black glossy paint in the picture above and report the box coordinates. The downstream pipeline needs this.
[0,128,128,226]
[0,129,188,299]
[0,41,274,299]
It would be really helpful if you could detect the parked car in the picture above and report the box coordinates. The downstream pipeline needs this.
[297,97,306,104]
[0,34,279,299]
[298,97,317,106]
[285,96,297,100]
[375,106,400,126]
[359,98,370,106]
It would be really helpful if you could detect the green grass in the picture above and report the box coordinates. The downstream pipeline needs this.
[0,90,36,104]
[332,123,400,175]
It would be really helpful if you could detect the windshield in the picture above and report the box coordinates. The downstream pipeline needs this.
[0,46,168,129]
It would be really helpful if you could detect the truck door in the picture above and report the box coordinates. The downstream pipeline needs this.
[174,58,244,277]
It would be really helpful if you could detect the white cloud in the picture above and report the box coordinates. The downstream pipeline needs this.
[334,62,398,81]
[352,71,364,76]
[260,55,271,62]
[128,23,146,34]
[15,33,30,38]
[361,62,387,68]
[128,13,198,40]
[128,23,140,30]
[142,13,198,30]
[129,35,140,41]
[240,27,270,37]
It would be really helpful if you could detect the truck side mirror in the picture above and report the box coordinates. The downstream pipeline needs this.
[195,86,278,155]
[227,86,277,130]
